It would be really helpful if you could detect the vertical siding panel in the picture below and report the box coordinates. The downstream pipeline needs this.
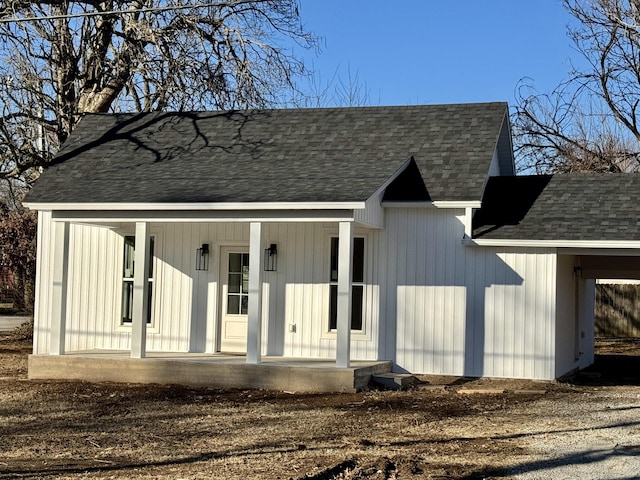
[79,226,91,350]
[294,225,305,357]
[405,209,417,371]
[507,251,517,378]
[445,213,459,374]
[94,228,105,348]
[167,223,180,352]
[395,211,407,369]
[283,224,295,356]
[443,211,457,374]
[33,211,51,354]
[414,211,427,374]
[435,212,448,373]
[65,227,76,352]
[454,213,466,375]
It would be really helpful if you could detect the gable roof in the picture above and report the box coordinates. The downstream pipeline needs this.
[473,174,640,241]
[25,103,512,206]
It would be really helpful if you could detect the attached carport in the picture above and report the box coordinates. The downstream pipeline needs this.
[472,172,640,378]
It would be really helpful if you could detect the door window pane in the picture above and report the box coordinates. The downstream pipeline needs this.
[229,253,242,273]
[228,273,241,293]
[241,295,248,315]
[227,295,240,315]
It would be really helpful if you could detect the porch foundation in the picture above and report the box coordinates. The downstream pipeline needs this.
[28,353,392,393]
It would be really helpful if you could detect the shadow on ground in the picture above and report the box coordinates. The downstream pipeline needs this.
[570,346,640,386]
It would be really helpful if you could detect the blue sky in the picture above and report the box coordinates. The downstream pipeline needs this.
[297,0,580,107]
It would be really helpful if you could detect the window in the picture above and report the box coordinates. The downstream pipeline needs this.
[329,237,364,331]
[121,235,154,324]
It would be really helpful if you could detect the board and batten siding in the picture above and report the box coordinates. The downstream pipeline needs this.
[33,210,560,379]
[33,218,379,359]
[378,208,558,380]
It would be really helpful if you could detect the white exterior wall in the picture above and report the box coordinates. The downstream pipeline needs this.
[379,208,558,380]
[34,219,378,360]
[33,209,560,379]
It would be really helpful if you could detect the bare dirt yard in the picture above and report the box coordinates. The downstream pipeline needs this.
[1,327,640,479]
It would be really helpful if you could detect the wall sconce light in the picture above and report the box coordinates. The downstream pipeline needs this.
[264,243,277,271]
[196,243,209,271]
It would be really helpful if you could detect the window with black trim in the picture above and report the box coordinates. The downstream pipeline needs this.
[121,235,154,324]
[329,236,364,331]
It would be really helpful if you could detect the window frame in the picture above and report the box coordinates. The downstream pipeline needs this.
[116,230,161,331]
[328,235,366,333]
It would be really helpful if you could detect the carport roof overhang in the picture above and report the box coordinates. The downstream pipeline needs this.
[464,238,640,250]
[464,238,640,279]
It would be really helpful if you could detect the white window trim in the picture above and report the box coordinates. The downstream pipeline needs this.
[115,227,163,334]
[321,230,371,341]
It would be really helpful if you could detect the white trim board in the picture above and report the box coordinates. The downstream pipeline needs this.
[24,201,366,211]
[465,238,640,249]
[382,201,481,209]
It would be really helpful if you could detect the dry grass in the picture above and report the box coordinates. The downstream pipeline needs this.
[1,330,639,479]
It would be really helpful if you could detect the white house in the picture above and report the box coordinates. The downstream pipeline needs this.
[23,102,640,390]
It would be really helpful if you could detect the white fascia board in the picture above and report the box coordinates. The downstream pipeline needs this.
[382,200,482,209]
[51,208,356,224]
[465,238,640,249]
[560,248,640,257]
[23,201,365,211]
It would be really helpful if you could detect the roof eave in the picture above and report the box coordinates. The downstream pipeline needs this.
[23,201,367,212]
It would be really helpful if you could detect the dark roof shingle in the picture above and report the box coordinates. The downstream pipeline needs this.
[473,174,640,241]
[26,103,511,204]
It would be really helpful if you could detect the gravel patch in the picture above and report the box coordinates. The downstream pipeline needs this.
[511,387,640,479]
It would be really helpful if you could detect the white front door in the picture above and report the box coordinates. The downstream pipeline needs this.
[219,247,249,353]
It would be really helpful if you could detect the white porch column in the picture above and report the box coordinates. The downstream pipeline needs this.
[336,221,353,368]
[50,220,70,355]
[131,221,151,359]
[247,222,264,364]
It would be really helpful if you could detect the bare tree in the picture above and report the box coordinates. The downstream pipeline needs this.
[0,0,317,183]
[513,0,640,173]
[292,64,374,108]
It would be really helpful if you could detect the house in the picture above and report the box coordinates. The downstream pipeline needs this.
[23,102,640,391]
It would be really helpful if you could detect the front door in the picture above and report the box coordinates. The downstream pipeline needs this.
[219,247,249,353]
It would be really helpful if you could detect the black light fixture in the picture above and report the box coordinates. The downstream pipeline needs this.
[196,243,209,271]
[264,243,277,271]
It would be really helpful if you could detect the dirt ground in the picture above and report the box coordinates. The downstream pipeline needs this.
[1,327,640,479]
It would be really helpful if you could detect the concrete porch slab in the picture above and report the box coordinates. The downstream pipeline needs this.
[28,352,392,393]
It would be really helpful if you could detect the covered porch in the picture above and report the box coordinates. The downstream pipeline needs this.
[31,200,388,389]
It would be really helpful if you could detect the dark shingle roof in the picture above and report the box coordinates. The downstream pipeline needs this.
[473,174,640,241]
[26,103,511,205]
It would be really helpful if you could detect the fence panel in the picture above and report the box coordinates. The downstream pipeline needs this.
[595,284,640,337]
